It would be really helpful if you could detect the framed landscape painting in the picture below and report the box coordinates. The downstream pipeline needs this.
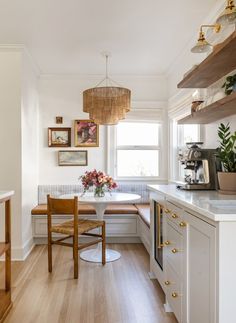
[58,150,88,166]
[48,127,71,147]
[74,120,99,147]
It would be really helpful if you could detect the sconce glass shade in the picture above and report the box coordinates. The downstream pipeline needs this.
[191,39,212,53]
[216,1,236,25]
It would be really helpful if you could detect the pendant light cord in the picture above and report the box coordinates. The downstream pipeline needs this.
[94,53,123,88]
[106,55,108,87]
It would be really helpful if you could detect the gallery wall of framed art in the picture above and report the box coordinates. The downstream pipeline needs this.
[47,119,99,166]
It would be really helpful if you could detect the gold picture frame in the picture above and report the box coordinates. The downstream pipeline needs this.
[48,127,71,147]
[58,150,88,166]
[74,120,99,147]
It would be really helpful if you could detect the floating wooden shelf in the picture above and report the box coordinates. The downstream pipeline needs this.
[0,243,9,257]
[178,31,236,89]
[178,92,236,124]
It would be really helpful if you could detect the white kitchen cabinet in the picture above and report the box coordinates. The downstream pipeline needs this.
[150,192,216,323]
[184,211,216,323]
[149,184,236,323]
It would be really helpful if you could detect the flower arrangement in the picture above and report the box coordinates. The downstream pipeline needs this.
[80,169,118,197]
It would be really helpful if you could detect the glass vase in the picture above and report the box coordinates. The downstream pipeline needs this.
[94,186,105,197]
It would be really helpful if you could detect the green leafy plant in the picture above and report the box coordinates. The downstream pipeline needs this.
[217,123,236,172]
[222,74,236,95]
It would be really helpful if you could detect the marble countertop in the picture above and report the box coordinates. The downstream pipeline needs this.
[148,184,236,222]
[0,191,14,202]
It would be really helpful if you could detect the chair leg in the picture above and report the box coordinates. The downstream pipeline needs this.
[73,236,75,259]
[48,231,52,273]
[74,234,79,279]
[102,222,106,265]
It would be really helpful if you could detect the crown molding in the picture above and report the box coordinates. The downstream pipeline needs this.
[0,44,41,76]
[132,100,167,109]
[39,73,166,81]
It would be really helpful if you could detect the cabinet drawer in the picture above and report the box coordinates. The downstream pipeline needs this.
[165,221,183,276]
[165,261,183,323]
[163,201,186,231]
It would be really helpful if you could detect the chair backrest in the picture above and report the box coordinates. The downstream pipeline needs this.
[47,195,78,216]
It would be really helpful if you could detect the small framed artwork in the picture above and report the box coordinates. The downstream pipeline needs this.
[56,116,63,124]
[74,120,99,147]
[58,150,88,166]
[48,127,71,147]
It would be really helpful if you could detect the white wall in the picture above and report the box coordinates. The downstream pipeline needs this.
[0,48,39,259]
[39,75,168,184]
[0,50,22,254]
[21,52,39,256]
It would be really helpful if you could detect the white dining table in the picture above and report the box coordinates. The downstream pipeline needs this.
[59,192,141,263]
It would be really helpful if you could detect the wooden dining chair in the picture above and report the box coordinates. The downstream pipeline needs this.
[47,194,106,279]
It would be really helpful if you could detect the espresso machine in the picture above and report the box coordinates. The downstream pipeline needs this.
[178,142,218,190]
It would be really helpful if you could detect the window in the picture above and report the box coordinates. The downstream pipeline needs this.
[177,124,200,181]
[177,124,200,148]
[115,122,161,178]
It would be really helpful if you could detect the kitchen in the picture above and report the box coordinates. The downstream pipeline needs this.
[0,1,236,323]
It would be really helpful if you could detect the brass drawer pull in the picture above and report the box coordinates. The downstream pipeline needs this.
[172,213,178,219]
[164,281,170,286]
[171,248,178,254]
[164,240,170,246]
[172,292,178,298]
[179,221,186,227]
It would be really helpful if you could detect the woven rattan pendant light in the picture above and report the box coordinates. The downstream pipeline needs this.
[83,54,131,125]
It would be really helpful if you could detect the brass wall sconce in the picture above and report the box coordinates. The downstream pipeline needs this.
[191,24,221,53]
[216,0,236,25]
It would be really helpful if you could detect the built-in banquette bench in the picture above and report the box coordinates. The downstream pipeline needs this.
[31,184,151,253]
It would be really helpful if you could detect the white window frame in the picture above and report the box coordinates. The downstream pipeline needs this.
[107,121,163,181]
[171,123,203,182]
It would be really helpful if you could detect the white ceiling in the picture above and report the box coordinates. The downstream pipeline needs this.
[0,0,218,75]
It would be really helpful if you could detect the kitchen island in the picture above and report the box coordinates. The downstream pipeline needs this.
[148,184,236,323]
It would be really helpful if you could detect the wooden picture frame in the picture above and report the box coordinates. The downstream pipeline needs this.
[48,127,71,147]
[74,120,99,147]
[58,150,88,166]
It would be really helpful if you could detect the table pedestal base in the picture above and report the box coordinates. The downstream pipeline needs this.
[80,248,121,263]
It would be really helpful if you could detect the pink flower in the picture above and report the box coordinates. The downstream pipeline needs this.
[79,169,118,193]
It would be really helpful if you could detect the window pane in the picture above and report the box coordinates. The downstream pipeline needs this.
[117,150,159,177]
[183,125,199,144]
[117,122,159,146]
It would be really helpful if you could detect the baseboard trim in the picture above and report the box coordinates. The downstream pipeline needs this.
[34,236,142,245]
[10,237,35,261]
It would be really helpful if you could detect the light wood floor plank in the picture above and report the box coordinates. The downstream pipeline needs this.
[1,244,177,323]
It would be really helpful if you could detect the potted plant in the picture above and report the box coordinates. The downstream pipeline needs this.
[222,74,236,95]
[217,123,236,194]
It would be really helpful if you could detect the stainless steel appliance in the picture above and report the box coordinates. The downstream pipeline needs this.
[178,142,218,190]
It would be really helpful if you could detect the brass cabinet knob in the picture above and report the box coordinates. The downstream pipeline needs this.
[172,292,178,298]
[171,248,178,254]
[172,213,178,219]
[164,281,170,286]
[179,221,186,227]
[165,208,171,214]
[164,240,170,246]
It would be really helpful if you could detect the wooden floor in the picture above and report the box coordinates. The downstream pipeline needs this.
[1,244,177,323]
